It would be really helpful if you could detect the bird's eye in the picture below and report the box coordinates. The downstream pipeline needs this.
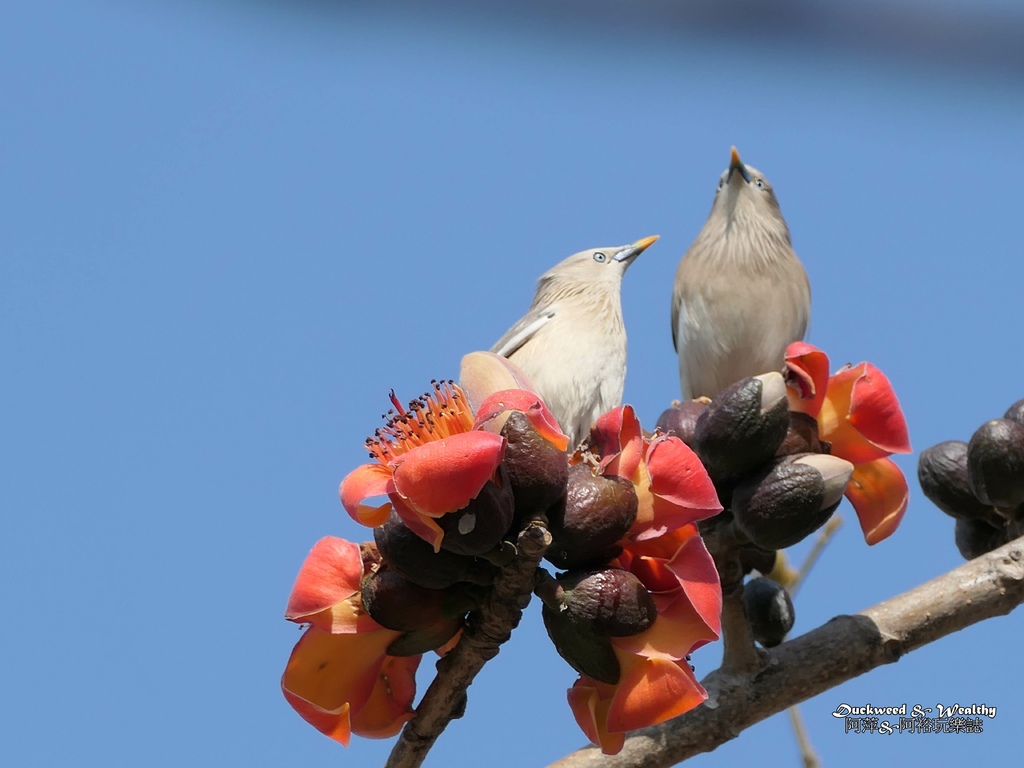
[755,178,766,189]
[717,178,725,190]
[593,252,607,263]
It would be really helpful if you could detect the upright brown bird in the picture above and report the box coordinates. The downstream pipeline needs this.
[672,147,810,399]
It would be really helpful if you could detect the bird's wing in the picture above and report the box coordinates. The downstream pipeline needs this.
[670,270,685,352]
[490,306,557,358]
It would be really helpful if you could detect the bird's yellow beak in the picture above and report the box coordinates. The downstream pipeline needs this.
[613,235,658,263]
[632,235,659,252]
[728,146,751,183]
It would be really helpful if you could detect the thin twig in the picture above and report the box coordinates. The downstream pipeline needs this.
[788,706,821,768]
[385,520,552,768]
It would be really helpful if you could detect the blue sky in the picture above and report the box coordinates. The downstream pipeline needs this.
[2,2,1022,766]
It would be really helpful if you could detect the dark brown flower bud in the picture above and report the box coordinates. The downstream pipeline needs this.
[1004,398,1024,428]
[742,576,795,648]
[776,411,825,457]
[542,603,620,684]
[500,410,569,517]
[546,464,638,570]
[954,518,1007,561]
[554,567,656,637]
[655,400,708,448]
[374,509,497,589]
[918,440,999,522]
[732,454,853,550]
[966,419,1024,510]
[438,466,516,556]
[694,373,791,479]
[361,568,462,655]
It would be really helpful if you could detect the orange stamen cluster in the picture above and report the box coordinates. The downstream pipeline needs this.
[365,380,476,464]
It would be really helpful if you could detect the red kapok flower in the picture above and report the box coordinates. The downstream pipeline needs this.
[340,354,567,552]
[281,537,420,744]
[563,407,723,754]
[587,405,723,541]
[785,343,912,544]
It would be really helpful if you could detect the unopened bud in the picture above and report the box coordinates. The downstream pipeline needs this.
[967,419,1024,510]
[694,373,791,479]
[742,576,795,648]
[918,440,998,521]
[374,509,497,589]
[437,466,516,556]
[732,453,853,550]
[655,399,708,448]
[547,464,638,570]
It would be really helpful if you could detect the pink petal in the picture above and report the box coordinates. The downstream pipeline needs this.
[390,431,505,516]
[845,457,910,545]
[285,537,363,623]
[459,351,539,413]
[594,405,644,480]
[340,463,395,528]
[473,389,568,451]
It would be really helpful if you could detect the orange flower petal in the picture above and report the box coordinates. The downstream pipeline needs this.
[606,653,706,733]
[847,363,911,455]
[349,653,420,739]
[281,626,403,745]
[785,342,830,418]
[665,534,722,640]
[390,431,505,516]
[820,363,911,464]
[845,458,909,545]
[285,537,364,624]
[340,463,395,527]
[392,497,446,552]
[638,435,722,536]
[612,592,718,660]
[568,681,625,755]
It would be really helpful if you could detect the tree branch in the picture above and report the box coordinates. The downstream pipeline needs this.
[548,534,1024,768]
[385,520,552,768]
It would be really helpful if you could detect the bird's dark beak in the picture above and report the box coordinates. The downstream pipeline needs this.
[613,235,659,262]
[728,146,751,184]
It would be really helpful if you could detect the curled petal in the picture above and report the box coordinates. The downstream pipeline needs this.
[459,351,538,413]
[392,496,447,552]
[568,681,625,755]
[390,431,505,516]
[473,389,568,450]
[820,363,911,464]
[606,652,707,733]
[665,534,722,641]
[285,537,364,624]
[846,457,910,545]
[340,464,395,528]
[784,342,830,418]
[348,654,420,738]
[612,593,717,661]
[592,406,644,481]
[281,626,408,745]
